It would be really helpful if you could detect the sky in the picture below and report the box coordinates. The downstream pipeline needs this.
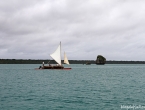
[0,0,145,61]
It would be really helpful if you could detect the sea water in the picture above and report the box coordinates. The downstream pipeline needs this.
[0,64,145,110]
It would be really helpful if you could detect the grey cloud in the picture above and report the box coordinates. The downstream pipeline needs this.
[0,0,145,60]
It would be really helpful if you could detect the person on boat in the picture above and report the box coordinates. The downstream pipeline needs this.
[39,66,42,69]
[42,62,44,67]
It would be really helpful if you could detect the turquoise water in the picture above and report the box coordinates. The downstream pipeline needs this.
[0,64,145,110]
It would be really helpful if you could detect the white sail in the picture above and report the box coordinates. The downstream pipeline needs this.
[50,43,61,65]
[64,52,70,65]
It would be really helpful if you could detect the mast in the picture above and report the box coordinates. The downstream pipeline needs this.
[60,41,62,66]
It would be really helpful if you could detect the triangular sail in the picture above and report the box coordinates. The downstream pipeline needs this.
[50,43,61,65]
[64,52,70,65]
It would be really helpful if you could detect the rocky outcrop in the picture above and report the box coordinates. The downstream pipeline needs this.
[96,55,106,65]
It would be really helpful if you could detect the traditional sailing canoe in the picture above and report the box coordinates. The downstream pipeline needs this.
[35,42,71,70]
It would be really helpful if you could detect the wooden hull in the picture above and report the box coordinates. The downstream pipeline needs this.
[63,68,72,70]
[35,65,71,70]
[43,66,64,69]
[35,68,71,70]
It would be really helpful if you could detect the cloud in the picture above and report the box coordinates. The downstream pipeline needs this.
[0,0,145,60]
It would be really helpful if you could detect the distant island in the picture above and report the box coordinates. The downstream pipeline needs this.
[0,59,145,64]
[96,55,106,65]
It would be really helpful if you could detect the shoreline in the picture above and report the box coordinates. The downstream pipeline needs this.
[0,59,145,64]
